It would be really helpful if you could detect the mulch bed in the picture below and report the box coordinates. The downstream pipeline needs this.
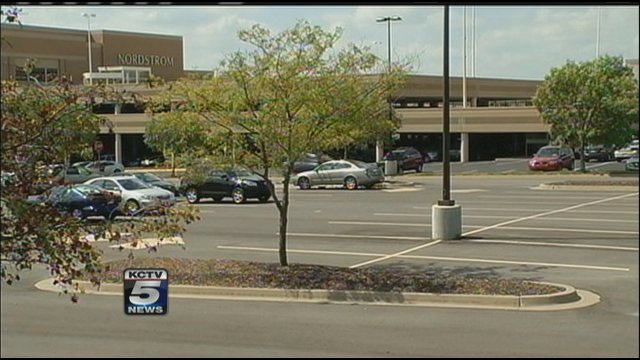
[90,257,563,296]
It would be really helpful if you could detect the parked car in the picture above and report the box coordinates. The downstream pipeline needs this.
[583,144,615,162]
[614,140,639,162]
[84,160,125,175]
[528,146,575,171]
[47,164,102,184]
[30,184,121,220]
[129,172,179,196]
[292,153,332,174]
[83,160,125,176]
[383,147,428,173]
[140,154,165,167]
[625,153,639,172]
[84,175,175,215]
[293,159,384,190]
[180,167,272,204]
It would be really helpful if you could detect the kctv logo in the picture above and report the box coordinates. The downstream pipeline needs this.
[124,269,168,315]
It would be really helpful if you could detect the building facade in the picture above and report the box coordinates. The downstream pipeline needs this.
[4,23,634,165]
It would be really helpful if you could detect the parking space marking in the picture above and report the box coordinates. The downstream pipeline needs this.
[374,213,637,223]
[461,192,639,238]
[466,239,639,252]
[328,221,482,229]
[329,220,638,235]
[382,188,423,193]
[348,239,442,269]
[456,200,637,206]
[414,207,639,214]
[497,226,638,235]
[349,192,638,268]
[477,195,620,200]
[285,232,430,241]
[216,245,630,272]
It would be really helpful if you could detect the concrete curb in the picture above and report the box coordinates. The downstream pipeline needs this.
[35,279,599,311]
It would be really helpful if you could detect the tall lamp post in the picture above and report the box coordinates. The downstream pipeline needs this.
[376,15,402,163]
[82,12,95,85]
[432,5,462,241]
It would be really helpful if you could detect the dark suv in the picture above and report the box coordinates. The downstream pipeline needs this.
[383,147,428,173]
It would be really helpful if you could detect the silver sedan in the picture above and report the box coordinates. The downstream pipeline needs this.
[293,160,384,190]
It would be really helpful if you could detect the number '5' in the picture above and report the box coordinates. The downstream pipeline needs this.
[130,281,161,305]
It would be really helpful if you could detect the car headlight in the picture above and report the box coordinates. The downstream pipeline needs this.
[141,195,154,200]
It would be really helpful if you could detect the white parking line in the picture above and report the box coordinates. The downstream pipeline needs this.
[216,245,630,272]
[286,232,430,241]
[349,240,443,269]
[351,192,638,268]
[466,239,639,252]
[496,226,638,235]
[462,192,639,238]
[374,213,637,223]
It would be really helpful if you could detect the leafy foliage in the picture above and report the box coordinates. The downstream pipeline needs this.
[148,21,409,265]
[533,55,639,171]
[1,80,200,302]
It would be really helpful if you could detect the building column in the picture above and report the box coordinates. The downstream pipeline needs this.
[460,132,469,163]
[115,133,122,165]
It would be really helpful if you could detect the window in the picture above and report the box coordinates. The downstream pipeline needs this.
[102,180,120,191]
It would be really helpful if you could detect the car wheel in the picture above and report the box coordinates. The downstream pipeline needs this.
[258,195,270,203]
[185,187,200,204]
[567,161,574,171]
[232,187,246,204]
[124,200,140,216]
[298,177,311,190]
[71,208,84,219]
[416,164,423,173]
[344,176,358,190]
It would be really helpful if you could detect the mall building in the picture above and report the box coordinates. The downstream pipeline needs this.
[2,23,637,165]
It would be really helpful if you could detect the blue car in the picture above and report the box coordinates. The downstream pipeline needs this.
[39,184,122,219]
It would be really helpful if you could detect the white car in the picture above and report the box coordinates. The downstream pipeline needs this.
[614,139,639,162]
[84,175,175,215]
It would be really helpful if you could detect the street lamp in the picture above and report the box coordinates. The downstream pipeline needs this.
[82,12,96,85]
[376,15,402,163]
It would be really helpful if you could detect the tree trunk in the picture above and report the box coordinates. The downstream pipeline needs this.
[171,152,176,178]
[277,176,290,266]
[579,138,586,173]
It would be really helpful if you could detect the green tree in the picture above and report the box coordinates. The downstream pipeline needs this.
[144,111,216,177]
[149,21,408,266]
[533,55,639,172]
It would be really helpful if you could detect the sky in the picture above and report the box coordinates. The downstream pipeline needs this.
[4,4,639,80]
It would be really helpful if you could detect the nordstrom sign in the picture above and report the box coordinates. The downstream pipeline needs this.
[117,53,175,67]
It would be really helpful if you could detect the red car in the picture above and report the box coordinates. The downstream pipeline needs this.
[528,146,575,171]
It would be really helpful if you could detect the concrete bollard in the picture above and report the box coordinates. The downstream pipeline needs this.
[431,204,462,240]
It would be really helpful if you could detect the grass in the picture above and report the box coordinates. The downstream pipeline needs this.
[90,257,563,296]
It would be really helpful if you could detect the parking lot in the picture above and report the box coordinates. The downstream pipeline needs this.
[4,173,638,357]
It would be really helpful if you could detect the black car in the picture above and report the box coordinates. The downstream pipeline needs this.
[582,144,615,162]
[180,168,271,204]
[129,172,179,196]
[31,184,121,220]
[292,153,332,174]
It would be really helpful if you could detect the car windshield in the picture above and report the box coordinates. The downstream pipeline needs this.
[74,184,104,196]
[116,178,151,190]
[537,148,560,157]
[137,173,162,182]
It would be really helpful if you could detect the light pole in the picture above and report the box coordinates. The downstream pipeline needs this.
[82,12,95,85]
[376,15,402,163]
